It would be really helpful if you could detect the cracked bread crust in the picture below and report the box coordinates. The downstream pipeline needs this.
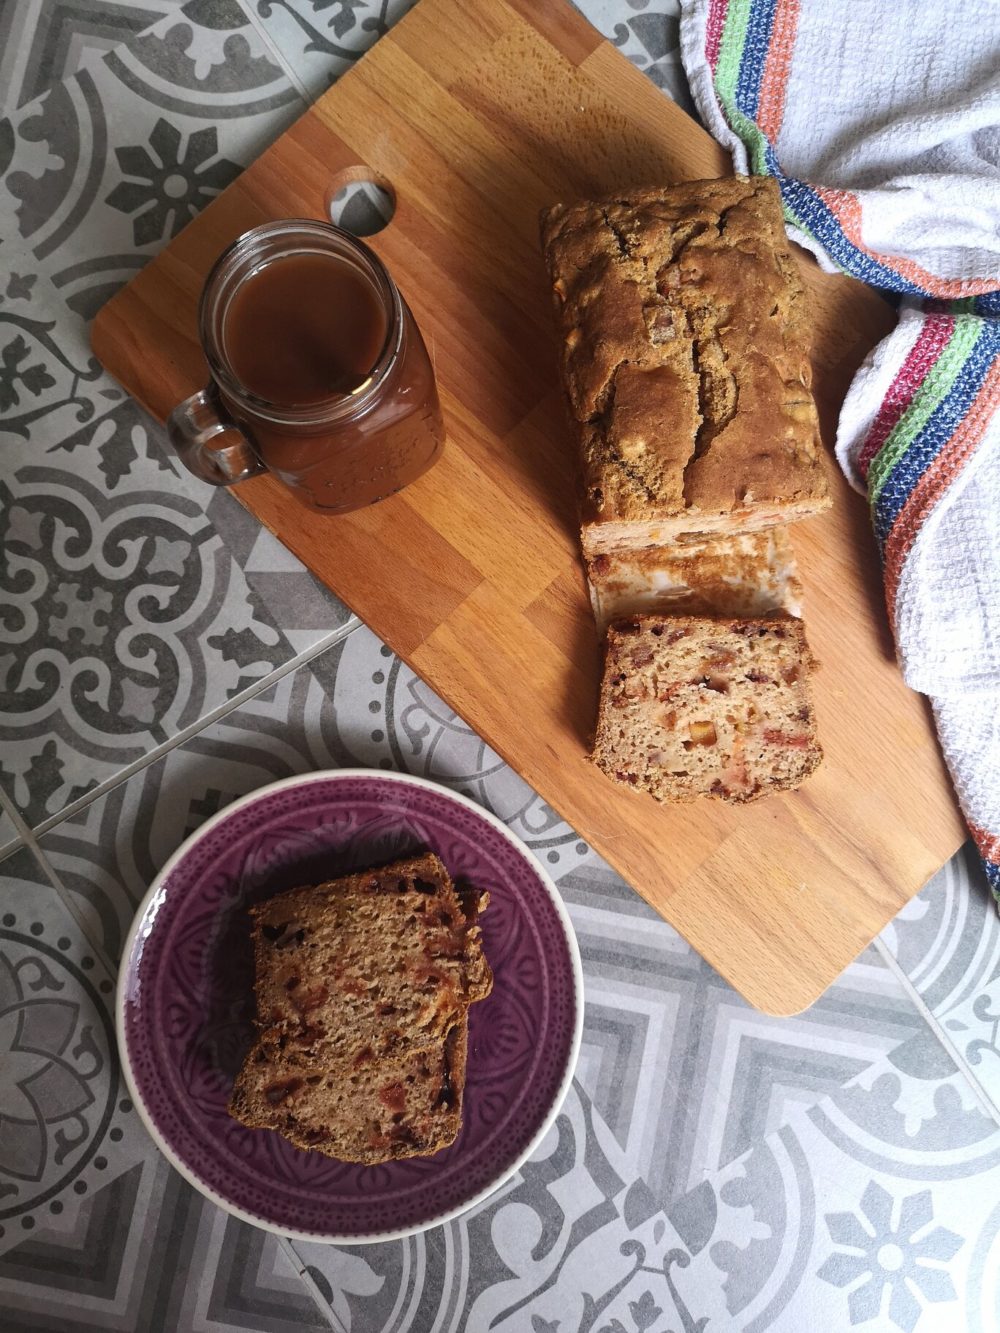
[540,177,830,555]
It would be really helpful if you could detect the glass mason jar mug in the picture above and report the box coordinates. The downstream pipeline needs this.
[168,220,445,514]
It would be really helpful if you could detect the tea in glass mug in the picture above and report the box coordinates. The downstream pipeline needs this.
[168,219,444,514]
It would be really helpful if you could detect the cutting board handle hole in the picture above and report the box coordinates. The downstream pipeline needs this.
[326,167,395,237]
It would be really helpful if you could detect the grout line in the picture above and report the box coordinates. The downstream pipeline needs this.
[0,836,23,866]
[0,789,120,975]
[277,1238,346,1333]
[233,0,317,103]
[31,842,121,978]
[0,612,363,984]
[0,787,34,847]
[873,934,1000,1129]
[26,619,362,840]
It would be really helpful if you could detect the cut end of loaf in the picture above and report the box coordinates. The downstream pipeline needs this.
[586,529,804,635]
[228,851,492,1164]
[580,495,831,559]
[592,614,822,804]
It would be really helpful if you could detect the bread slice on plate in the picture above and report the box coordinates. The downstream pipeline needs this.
[592,613,822,804]
[228,851,492,1164]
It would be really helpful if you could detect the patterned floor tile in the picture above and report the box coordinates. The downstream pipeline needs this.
[1,1142,337,1333]
[247,0,698,116]
[202,490,355,653]
[560,856,931,1210]
[296,1041,1000,1333]
[295,1080,703,1333]
[0,0,172,116]
[571,0,696,116]
[36,627,589,961]
[244,0,419,103]
[0,267,352,829]
[0,0,304,315]
[667,1032,1000,1333]
[0,847,336,1331]
[880,841,1000,1122]
[0,848,146,1259]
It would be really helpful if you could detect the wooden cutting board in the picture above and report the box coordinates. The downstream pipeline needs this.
[91,0,964,1014]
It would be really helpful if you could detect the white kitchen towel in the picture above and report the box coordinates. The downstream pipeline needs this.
[678,0,1000,902]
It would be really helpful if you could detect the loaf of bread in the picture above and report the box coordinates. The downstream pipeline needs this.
[540,176,830,558]
[228,851,492,1164]
[592,613,821,803]
[587,528,803,635]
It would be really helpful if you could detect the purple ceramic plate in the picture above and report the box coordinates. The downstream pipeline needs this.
[116,770,583,1243]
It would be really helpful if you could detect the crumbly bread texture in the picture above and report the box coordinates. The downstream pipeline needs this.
[540,176,830,556]
[593,614,822,803]
[587,528,803,635]
[228,852,493,1164]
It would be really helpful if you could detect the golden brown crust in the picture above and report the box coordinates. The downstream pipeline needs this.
[591,613,822,804]
[540,177,829,552]
[228,852,492,1164]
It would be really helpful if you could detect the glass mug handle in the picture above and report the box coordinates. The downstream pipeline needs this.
[167,387,266,487]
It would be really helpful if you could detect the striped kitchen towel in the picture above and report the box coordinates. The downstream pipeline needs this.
[678,0,1000,903]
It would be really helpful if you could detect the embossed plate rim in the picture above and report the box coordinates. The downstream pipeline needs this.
[115,768,584,1243]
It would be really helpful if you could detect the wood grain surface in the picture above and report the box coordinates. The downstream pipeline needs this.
[91,0,964,1014]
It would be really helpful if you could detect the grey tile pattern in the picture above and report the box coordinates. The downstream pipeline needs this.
[202,490,355,655]
[0,265,314,826]
[681,1034,1000,1333]
[246,0,419,102]
[295,1050,1000,1333]
[36,625,588,959]
[0,0,173,116]
[0,4,351,830]
[2,1173,325,1333]
[561,857,929,1206]
[1,1158,336,1332]
[0,848,126,1253]
[1,0,997,1329]
[880,843,1000,1124]
[296,1081,710,1333]
[0,849,335,1331]
[0,0,304,314]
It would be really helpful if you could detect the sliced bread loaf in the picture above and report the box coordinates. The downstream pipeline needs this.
[593,614,822,803]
